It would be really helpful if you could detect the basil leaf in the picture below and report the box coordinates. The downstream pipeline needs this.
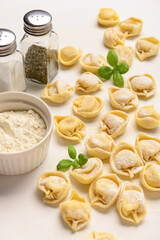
[68,145,77,159]
[113,71,124,87]
[98,66,113,81]
[107,49,118,67]
[117,62,129,74]
[72,159,79,169]
[57,159,73,171]
[78,154,88,166]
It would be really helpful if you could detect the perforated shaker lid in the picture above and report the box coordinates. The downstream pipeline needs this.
[0,29,16,56]
[23,10,52,36]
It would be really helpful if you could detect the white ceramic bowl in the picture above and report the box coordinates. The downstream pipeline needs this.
[0,91,53,175]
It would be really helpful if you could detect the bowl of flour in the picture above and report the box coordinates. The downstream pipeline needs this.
[0,91,53,175]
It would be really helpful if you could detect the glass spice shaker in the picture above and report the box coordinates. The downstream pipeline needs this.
[20,10,59,84]
[0,29,26,92]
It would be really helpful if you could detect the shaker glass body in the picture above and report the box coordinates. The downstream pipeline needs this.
[0,50,26,92]
[20,31,59,84]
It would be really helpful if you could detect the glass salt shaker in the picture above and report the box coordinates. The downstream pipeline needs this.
[0,29,26,92]
[20,10,59,84]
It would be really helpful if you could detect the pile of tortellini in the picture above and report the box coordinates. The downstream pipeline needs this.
[42,73,160,142]
[38,7,160,239]
[98,8,159,63]
[38,131,160,234]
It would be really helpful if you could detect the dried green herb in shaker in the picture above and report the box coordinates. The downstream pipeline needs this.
[25,45,48,84]
[20,10,59,84]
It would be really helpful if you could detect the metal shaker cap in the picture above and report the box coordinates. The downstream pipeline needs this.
[0,29,16,56]
[24,10,52,36]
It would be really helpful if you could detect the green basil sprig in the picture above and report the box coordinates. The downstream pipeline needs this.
[57,145,88,171]
[107,49,118,67]
[98,49,129,87]
[57,159,73,171]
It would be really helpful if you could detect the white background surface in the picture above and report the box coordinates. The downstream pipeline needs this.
[0,0,160,239]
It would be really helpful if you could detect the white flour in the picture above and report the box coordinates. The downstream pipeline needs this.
[0,110,47,152]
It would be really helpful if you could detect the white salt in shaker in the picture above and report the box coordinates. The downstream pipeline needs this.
[0,29,26,92]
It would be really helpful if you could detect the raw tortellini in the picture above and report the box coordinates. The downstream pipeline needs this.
[110,142,143,178]
[108,87,138,111]
[140,163,160,191]
[54,115,86,141]
[116,182,146,224]
[59,46,82,66]
[135,105,160,129]
[99,110,129,138]
[73,95,104,118]
[89,174,122,209]
[38,171,70,204]
[85,231,117,240]
[70,157,103,184]
[114,45,133,66]
[135,132,160,164]
[97,8,119,26]
[128,74,156,98]
[135,37,160,61]
[75,72,103,93]
[103,28,125,49]
[59,190,91,231]
[79,53,107,74]
[117,17,143,38]
[85,133,115,160]
[42,80,73,103]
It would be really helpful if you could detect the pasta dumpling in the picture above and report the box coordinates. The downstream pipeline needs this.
[135,105,160,129]
[89,174,122,209]
[128,74,156,98]
[135,132,160,164]
[108,87,138,111]
[99,110,129,138]
[110,142,143,178]
[116,182,146,224]
[79,53,107,74]
[54,115,86,141]
[38,171,70,204]
[59,190,91,231]
[114,45,133,66]
[103,28,125,49]
[85,231,117,240]
[59,46,82,66]
[117,17,143,38]
[73,95,103,118]
[97,8,119,26]
[140,163,160,191]
[70,157,103,184]
[85,133,115,160]
[75,72,103,93]
[42,80,73,103]
[135,37,159,61]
